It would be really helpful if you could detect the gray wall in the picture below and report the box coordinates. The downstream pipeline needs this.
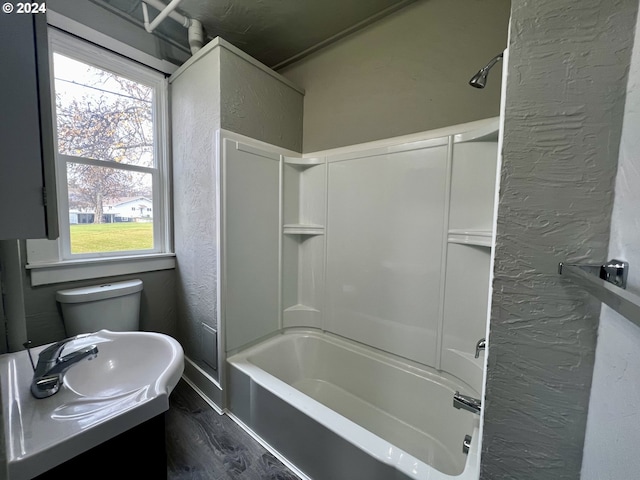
[170,45,222,375]
[482,1,638,479]
[220,47,304,152]
[48,0,190,66]
[582,8,640,478]
[5,241,177,348]
[279,0,511,152]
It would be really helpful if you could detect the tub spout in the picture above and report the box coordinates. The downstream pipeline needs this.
[453,391,481,415]
[475,338,486,358]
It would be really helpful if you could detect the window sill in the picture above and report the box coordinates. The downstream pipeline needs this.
[26,253,176,286]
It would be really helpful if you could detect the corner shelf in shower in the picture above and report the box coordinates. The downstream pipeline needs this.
[283,304,320,313]
[282,304,322,328]
[447,229,493,247]
[283,156,324,168]
[283,224,325,235]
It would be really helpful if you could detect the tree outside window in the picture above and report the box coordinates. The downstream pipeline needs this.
[52,53,159,254]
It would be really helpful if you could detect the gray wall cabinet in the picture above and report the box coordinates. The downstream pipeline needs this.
[0,13,58,240]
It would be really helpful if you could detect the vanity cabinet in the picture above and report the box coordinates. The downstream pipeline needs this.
[0,13,58,240]
[33,414,167,479]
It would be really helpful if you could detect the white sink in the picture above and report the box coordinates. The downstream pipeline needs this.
[0,329,184,480]
[63,330,183,398]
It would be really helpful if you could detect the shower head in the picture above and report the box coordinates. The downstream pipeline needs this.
[469,52,504,89]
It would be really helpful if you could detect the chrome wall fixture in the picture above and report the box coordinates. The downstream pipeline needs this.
[468,52,504,88]
[599,259,629,288]
[462,434,472,455]
[453,391,482,415]
[559,259,640,328]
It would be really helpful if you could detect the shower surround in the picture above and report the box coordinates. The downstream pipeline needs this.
[171,33,499,480]
[217,119,498,479]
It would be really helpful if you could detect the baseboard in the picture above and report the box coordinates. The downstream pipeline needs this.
[182,355,224,413]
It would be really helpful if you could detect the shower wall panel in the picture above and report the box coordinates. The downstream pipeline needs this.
[325,143,448,367]
[223,139,281,352]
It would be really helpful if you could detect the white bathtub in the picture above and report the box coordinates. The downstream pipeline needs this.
[227,330,481,480]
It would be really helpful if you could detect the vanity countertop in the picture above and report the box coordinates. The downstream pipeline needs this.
[0,330,184,480]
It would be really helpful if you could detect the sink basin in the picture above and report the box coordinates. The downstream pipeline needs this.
[0,329,184,480]
[63,330,183,398]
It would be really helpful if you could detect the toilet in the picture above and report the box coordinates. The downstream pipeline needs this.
[56,279,143,336]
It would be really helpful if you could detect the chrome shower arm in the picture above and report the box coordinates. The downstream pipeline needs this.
[481,52,503,72]
[469,52,504,89]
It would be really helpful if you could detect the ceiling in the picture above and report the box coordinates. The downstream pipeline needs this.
[92,0,418,69]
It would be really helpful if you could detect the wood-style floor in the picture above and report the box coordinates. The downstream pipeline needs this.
[166,379,301,480]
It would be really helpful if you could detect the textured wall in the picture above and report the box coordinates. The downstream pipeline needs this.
[582,8,640,478]
[482,1,637,479]
[170,46,221,372]
[220,47,304,152]
[278,0,510,153]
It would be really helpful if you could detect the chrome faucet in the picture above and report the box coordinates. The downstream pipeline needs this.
[30,335,98,399]
[475,338,486,358]
[453,391,482,415]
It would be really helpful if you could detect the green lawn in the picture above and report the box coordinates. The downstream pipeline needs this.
[70,222,153,253]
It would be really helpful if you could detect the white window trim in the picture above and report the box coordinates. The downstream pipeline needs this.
[26,29,175,286]
[46,9,180,75]
[26,254,176,286]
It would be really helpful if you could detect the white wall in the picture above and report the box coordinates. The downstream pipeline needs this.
[581,10,640,479]
[279,0,510,152]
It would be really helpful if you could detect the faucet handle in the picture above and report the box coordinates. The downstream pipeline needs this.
[38,334,93,363]
[36,376,60,389]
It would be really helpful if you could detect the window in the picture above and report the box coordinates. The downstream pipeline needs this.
[49,32,169,258]
[25,30,173,286]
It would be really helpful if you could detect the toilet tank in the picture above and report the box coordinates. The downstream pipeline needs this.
[56,279,143,336]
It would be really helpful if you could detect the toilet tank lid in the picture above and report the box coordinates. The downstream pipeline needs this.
[56,279,143,303]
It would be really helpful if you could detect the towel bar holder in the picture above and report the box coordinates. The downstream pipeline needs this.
[559,259,628,289]
[559,259,640,328]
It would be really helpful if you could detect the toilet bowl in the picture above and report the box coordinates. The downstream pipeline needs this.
[56,279,143,336]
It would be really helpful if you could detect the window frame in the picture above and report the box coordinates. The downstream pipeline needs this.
[50,30,170,259]
[25,29,174,285]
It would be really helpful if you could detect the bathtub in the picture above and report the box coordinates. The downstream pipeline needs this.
[227,330,481,480]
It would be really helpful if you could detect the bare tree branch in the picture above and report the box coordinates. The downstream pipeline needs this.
[56,69,154,223]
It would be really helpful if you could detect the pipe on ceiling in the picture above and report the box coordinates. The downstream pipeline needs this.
[141,0,204,54]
